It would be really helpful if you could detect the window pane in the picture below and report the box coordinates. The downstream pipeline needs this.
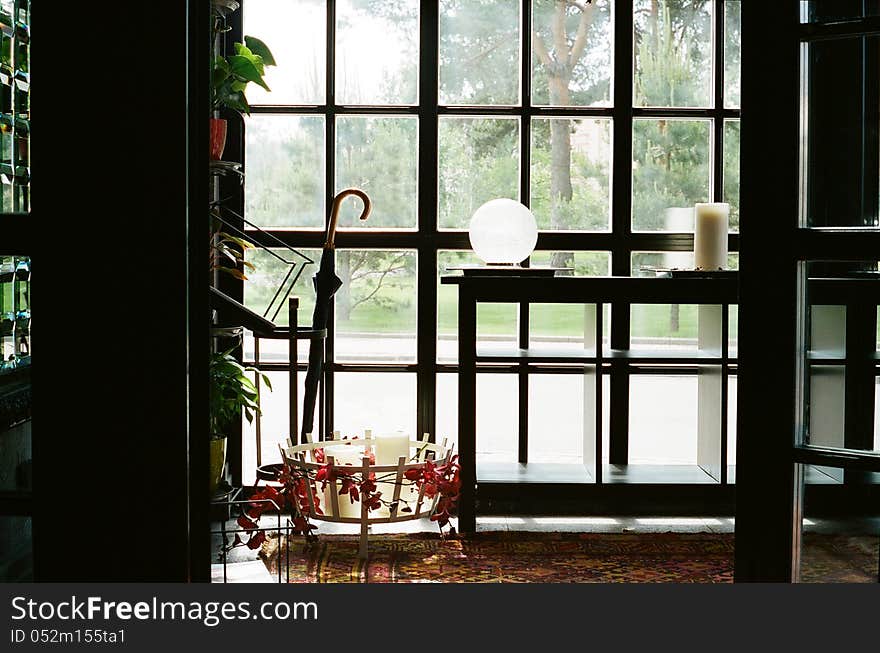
[242,370,307,485]
[438,374,523,465]
[796,266,880,457]
[438,251,519,362]
[631,251,739,276]
[629,375,698,465]
[336,0,419,105]
[631,303,699,351]
[531,0,613,107]
[335,116,418,228]
[632,119,711,231]
[438,117,520,229]
[335,250,417,362]
[632,250,694,276]
[530,118,612,231]
[243,248,321,327]
[244,0,326,105]
[477,374,518,463]
[801,36,880,228]
[633,0,712,107]
[723,0,741,108]
[727,376,737,468]
[245,115,325,229]
[723,119,740,232]
[436,373,459,454]
[803,267,880,455]
[439,0,521,105]
[529,251,610,349]
[800,0,880,23]
[798,464,880,583]
[243,248,321,363]
[333,372,416,436]
[529,375,584,464]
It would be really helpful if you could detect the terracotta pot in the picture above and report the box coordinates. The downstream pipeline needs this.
[209,117,227,161]
[209,436,227,494]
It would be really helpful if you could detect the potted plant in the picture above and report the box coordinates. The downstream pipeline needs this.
[210,36,275,160]
[209,348,271,493]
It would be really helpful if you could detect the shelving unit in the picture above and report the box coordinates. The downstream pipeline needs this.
[442,273,880,531]
[0,254,28,368]
[0,0,29,581]
[0,4,28,214]
[443,274,739,532]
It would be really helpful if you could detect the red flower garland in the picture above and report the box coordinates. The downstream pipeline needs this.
[224,453,461,554]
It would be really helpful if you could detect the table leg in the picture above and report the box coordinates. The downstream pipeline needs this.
[458,288,477,534]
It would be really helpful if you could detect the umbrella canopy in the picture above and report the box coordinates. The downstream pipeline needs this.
[300,188,371,442]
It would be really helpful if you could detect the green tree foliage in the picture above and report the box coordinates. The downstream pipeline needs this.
[438,0,521,105]
[244,0,733,332]
[632,0,714,231]
[439,117,519,228]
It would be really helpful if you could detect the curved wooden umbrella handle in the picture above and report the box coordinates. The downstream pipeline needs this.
[325,188,372,249]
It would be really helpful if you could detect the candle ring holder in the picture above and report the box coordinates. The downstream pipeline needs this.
[280,432,455,558]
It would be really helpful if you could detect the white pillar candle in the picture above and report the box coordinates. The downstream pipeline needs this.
[374,431,411,466]
[693,203,729,271]
[323,444,365,519]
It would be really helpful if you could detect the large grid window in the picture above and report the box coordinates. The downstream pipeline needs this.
[240,0,741,480]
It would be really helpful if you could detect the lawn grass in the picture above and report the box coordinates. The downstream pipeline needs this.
[249,266,740,342]
[337,284,739,341]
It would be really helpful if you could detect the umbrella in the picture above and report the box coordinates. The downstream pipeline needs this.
[300,188,372,442]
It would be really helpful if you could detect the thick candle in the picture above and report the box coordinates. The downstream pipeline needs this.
[374,431,411,466]
[693,203,729,271]
[373,433,412,519]
[323,444,365,519]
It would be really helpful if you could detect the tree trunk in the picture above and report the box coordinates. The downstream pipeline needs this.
[549,75,574,269]
[336,250,352,322]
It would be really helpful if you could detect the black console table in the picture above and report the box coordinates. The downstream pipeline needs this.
[441,274,739,533]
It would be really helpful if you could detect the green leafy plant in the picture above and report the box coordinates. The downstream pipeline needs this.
[209,349,272,438]
[212,36,276,114]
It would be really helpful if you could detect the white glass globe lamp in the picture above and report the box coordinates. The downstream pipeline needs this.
[468,199,538,266]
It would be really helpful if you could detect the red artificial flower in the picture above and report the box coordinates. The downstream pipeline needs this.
[362,491,383,512]
[404,468,422,481]
[315,463,333,483]
[246,531,267,550]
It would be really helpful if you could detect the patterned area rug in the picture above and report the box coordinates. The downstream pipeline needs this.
[801,533,879,583]
[260,531,736,583]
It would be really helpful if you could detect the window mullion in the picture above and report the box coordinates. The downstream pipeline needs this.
[417,0,440,442]
[609,0,635,465]
[324,0,337,436]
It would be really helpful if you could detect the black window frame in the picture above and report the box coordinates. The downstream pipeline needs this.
[231,0,742,481]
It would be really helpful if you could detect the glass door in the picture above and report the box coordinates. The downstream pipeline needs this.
[792,1,880,582]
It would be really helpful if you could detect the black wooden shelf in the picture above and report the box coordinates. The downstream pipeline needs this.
[475,346,732,364]
[607,348,727,364]
[476,345,598,364]
[476,462,720,485]
[727,464,846,485]
[476,462,879,487]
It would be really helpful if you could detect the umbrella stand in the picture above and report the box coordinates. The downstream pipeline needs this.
[299,188,372,443]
